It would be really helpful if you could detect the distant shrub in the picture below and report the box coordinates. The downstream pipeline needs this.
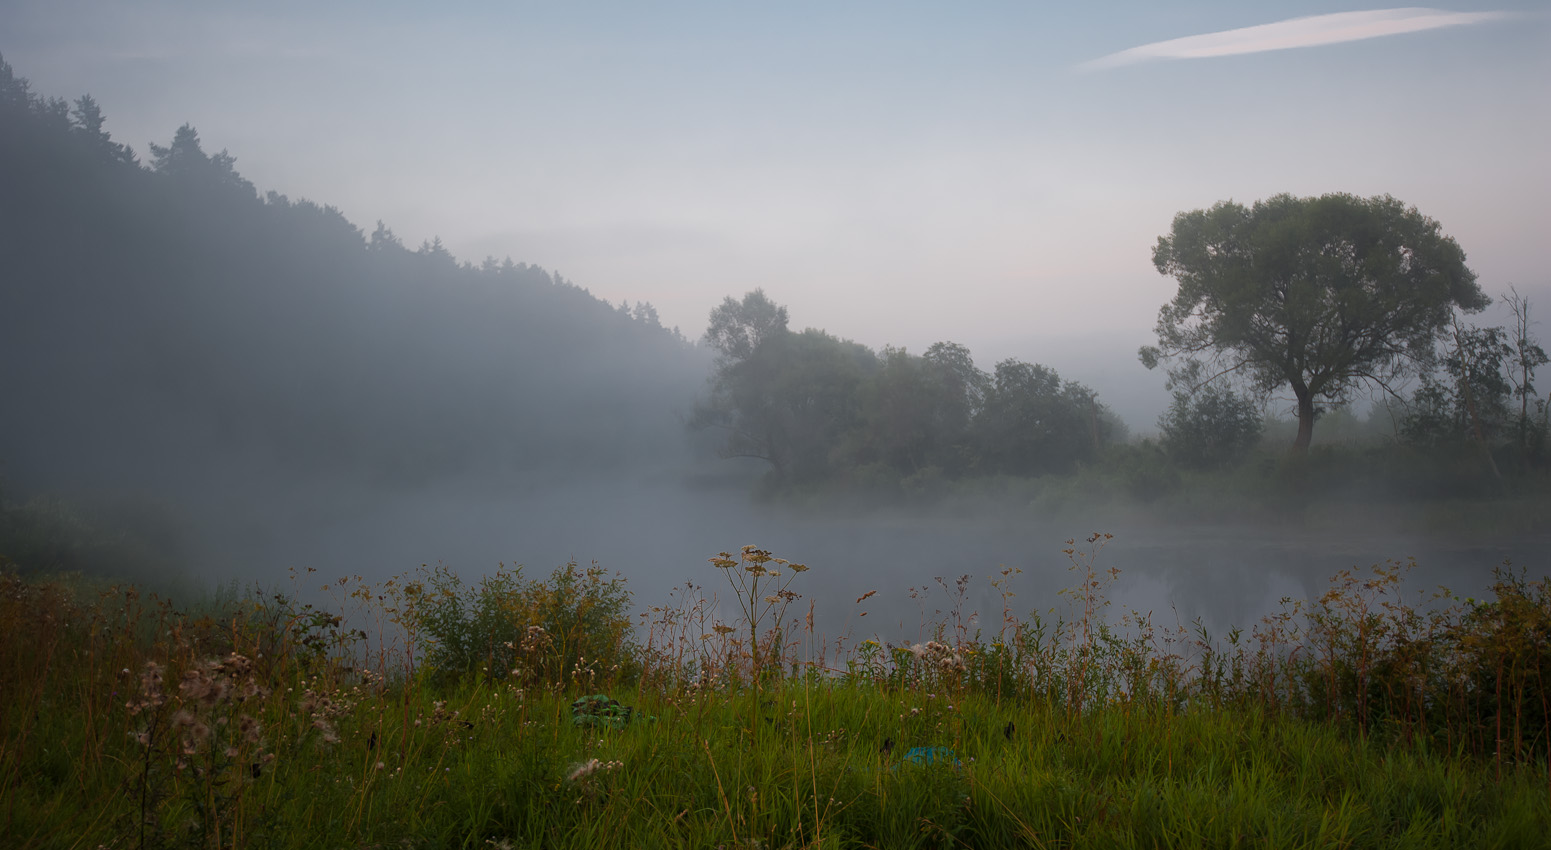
[1158,382,1263,470]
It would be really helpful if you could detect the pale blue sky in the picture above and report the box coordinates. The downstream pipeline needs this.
[4,2,1547,424]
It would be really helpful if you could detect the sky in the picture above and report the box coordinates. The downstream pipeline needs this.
[3,1,1548,426]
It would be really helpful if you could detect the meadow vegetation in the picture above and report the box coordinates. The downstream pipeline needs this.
[3,537,1549,849]
[2,55,1550,848]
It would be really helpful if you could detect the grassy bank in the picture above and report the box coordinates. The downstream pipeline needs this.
[2,541,1549,848]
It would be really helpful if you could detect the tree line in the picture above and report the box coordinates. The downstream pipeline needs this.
[692,192,1547,496]
[4,50,1542,511]
[691,291,1121,488]
[0,54,705,506]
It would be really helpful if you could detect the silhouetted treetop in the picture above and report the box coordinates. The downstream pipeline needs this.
[704,288,789,363]
[1142,193,1486,452]
[148,123,255,195]
[0,56,705,500]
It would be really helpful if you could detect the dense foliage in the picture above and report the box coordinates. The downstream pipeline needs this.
[1143,193,1488,451]
[407,561,638,688]
[692,291,1120,489]
[1158,383,1264,471]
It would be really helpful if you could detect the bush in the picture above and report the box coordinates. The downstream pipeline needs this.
[409,561,638,688]
[1158,382,1263,470]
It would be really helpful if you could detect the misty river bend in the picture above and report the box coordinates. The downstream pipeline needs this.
[186,473,1549,645]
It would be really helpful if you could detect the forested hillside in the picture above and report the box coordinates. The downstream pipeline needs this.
[0,56,707,504]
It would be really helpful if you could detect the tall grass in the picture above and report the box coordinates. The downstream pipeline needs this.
[2,537,1548,848]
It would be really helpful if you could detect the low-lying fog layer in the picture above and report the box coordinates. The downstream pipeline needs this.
[177,468,1547,647]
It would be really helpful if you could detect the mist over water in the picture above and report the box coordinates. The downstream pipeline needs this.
[2,48,1546,662]
[177,466,1548,646]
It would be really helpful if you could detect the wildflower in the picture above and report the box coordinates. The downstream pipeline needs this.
[311,717,340,744]
[568,759,602,782]
[221,653,254,677]
[238,714,262,743]
[181,669,215,704]
[128,662,167,715]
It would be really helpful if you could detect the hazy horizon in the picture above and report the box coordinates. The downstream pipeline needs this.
[5,2,1547,428]
[4,4,1549,643]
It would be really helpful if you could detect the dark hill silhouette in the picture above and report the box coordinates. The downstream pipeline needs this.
[0,55,708,512]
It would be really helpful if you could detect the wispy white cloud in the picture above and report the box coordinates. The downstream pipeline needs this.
[1081,7,1511,71]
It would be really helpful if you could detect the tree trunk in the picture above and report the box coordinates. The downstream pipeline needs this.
[1088,393,1101,454]
[1292,385,1315,453]
[1451,321,1504,485]
[1458,362,1505,484]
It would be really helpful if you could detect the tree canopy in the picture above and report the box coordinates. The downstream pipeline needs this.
[693,291,1115,487]
[704,289,789,363]
[1141,193,1487,451]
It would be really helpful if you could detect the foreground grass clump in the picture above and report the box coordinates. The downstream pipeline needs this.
[1,541,1549,849]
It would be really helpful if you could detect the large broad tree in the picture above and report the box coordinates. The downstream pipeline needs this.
[693,291,879,480]
[1141,193,1487,452]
